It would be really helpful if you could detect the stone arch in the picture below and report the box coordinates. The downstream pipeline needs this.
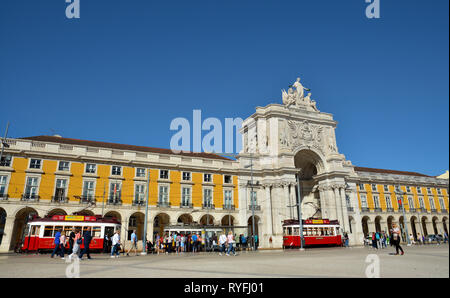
[387,216,395,234]
[153,213,170,237]
[128,212,145,241]
[247,215,261,240]
[374,216,383,232]
[432,216,439,235]
[47,209,67,217]
[104,211,122,222]
[221,215,235,226]
[361,216,370,237]
[421,216,429,236]
[177,214,193,225]
[348,216,355,234]
[200,214,215,226]
[10,207,39,251]
[410,215,418,239]
[0,207,6,247]
[294,149,325,177]
[73,210,94,216]
[442,217,448,235]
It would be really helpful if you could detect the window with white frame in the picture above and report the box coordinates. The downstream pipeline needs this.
[416,187,422,194]
[58,161,70,171]
[135,184,146,203]
[109,182,122,202]
[427,187,432,195]
[54,178,68,200]
[345,195,351,207]
[85,163,96,174]
[0,175,7,197]
[136,168,146,178]
[160,170,169,179]
[437,188,442,195]
[419,197,425,208]
[204,173,212,183]
[182,172,191,181]
[358,184,365,191]
[111,166,122,176]
[395,185,400,193]
[429,197,435,210]
[373,195,380,209]
[158,185,169,203]
[439,197,445,211]
[29,159,41,169]
[181,187,191,206]
[360,194,368,208]
[408,197,414,209]
[203,188,213,207]
[82,181,95,201]
[406,186,411,193]
[224,190,233,207]
[383,185,389,192]
[385,195,392,209]
[371,184,377,192]
[24,177,39,198]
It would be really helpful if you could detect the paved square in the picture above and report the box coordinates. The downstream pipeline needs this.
[0,244,448,278]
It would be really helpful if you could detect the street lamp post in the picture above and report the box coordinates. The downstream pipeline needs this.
[296,170,305,251]
[396,186,411,246]
[141,168,151,255]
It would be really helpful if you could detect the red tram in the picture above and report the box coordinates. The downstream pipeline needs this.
[283,218,342,248]
[21,215,121,252]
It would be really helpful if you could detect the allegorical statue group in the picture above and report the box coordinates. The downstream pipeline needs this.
[282,77,319,112]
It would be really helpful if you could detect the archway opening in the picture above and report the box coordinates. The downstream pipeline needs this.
[10,207,38,251]
[200,214,214,226]
[0,208,6,246]
[47,209,67,217]
[432,217,439,235]
[362,216,370,237]
[177,214,193,225]
[128,212,145,241]
[248,216,260,243]
[421,216,428,236]
[410,216,418,240]
[153,213,170,238]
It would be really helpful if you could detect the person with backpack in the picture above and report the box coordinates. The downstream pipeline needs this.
[50,229,62,258]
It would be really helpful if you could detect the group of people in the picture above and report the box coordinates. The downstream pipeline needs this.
[365,223,405,255]
[50,227,93,260]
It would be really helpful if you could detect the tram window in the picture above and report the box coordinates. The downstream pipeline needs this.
[44,226,54,237]
[92,226,101,237]
[287,227,292,235]
[31,226,40,236]
[105,227,114,238]
[320,228,324,236]
[330,228,335,236]
[64,226,73,236]
[314,228,319,236]
[293,227,299,235]
[74,226,82,233]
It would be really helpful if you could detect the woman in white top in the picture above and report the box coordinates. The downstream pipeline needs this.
[391,223,404,255]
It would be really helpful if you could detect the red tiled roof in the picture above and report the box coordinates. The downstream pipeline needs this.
[19,135,233,161]
[354,166,430,178]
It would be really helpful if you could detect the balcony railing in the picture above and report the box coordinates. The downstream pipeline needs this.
[80,196,96,204]
[223,204,235,211]
[107,196,122,205]
[132,200,145,206]
[180,203,193,208]
[52,196,69,203]
[409,208,416,213]
[248,205,261,211]
[157,201,171,208]
[430,209,438,213]
[361,207,370,213]
[0,194,8,201]
[374,208,382,212]
[386,208,395,213]
[441,209,448,214]
[418,208,427,213]
[202,204,215,210]
[21,194,40,201]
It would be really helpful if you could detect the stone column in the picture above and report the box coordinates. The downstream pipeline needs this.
[339,186,350,233]
[349,186,364,245]
[325,186,337,220]
[263,185,273,248]
[333,186,344,232]
[289,184,296,219]
[284,184,291,219]
[0,216,15,253]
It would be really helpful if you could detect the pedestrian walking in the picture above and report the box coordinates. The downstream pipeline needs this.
[69,228,82,260]
[226,231,236,256]
[444,232,448,244]
[344,232,349,247]
[79,227,92,260]
[192,233,198,253]
[371,232,377,249]
[409,234,415,245]
[59,232,67,259]
[69,228,76,254]
[219,233,227,256]
[391,223,404,255]
[50,229,62,258]
[127,230,138,256]
[111,230,121,258]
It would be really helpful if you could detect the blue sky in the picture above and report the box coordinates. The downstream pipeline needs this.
[0,0,448,176]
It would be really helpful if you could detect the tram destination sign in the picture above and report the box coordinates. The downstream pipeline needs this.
[51,215,97,222]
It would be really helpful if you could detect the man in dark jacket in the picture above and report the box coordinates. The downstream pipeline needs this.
[69,228,76,254]
[50,229,62,258]
[79,227,92,259]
